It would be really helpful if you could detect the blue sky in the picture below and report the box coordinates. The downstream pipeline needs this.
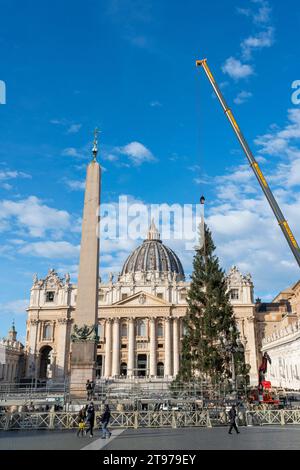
[1,0,300,341]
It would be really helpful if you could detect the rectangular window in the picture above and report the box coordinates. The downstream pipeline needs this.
[122,293,128,300]
[43,324,52,340]
[46,291,55,302]
[230,289,239,300]
[157,293,163,299]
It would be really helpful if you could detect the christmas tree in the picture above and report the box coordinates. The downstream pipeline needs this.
[176,224,249,390]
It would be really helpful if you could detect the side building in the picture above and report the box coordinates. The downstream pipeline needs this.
[0,323,24,383]
[258,281,300,390]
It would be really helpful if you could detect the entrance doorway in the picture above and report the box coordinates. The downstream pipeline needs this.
[120,363,127,377]
[39,346,53,379]
[137,354,147,377]
[157,362,164,377]
[96,355,103,378]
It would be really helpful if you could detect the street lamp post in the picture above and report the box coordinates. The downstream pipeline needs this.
[225,326,244,398]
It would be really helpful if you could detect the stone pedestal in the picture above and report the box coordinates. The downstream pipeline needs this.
[70,342,97,396]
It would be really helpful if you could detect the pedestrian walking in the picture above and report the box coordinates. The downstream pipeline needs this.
[77,408,86,437]
[228,404,240,434]
[86,380,92,400]
[90,380,95,399]
[85,402,95,437]
[77,418,86,437]
[100,404,112,439]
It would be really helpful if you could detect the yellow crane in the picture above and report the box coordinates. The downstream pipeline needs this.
[196,58,300,268]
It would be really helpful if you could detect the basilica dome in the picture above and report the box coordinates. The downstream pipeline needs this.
[121,220,185,280]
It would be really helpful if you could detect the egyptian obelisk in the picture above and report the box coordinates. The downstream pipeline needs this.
[70,129,101,396]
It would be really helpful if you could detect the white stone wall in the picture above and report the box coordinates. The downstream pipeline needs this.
[0,339,24,382]
[262,319,300,390]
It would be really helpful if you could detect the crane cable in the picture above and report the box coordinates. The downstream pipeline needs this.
[195,64,206,260]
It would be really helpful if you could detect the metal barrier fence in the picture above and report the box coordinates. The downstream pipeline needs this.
[0,382,68,401]
[246,409,300,426]
[0,410,211,430]
[1,409,300,430]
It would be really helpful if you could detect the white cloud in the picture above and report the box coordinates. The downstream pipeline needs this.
[0,196,71,237]
[254,108,300,188]
[241,27,274,59]
[67,124,82,134]
[103,153,119,162]
[0,299,28,317]
[0,170,31,189]
[150,101,162,107]
[236,7,251,18]
[62,147,84,158]
[253,4,272,24]
[117,141,156,165]
[19,241,80,259]
[237,1,272,25]
[222,57,254,80]
[234,90,253,105]
[0,170,31,181]
[50,119,82,134]
[1,183,12,190]
[65,180,85,191]
[50,119,64,125]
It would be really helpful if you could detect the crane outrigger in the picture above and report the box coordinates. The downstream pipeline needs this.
[196,58,300,268]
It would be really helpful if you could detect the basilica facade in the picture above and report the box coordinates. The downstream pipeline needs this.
[25,221,259,385]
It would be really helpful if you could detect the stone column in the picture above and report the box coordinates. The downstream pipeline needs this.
[173,318,179,377]
[246,315,259,386]
[127,318,135,377]
[149,318,156,377]
[164,317,172,377]
[70,156,100,396]
[26,319,39,377]
[104,319,112,377]
[56,318,69,378]
[111,318,120,377]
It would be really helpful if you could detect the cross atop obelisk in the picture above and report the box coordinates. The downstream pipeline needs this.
[70,130,101,396]
[92,127,100,161]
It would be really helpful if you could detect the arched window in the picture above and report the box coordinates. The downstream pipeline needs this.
[43,323,52,340]
[157,362,164,377]
[137,319,146,337]
[121,323,128,337]
[46,291,55,302]
[157,323,164,337]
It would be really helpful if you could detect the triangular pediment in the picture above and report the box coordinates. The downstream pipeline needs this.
[112,291,172,307]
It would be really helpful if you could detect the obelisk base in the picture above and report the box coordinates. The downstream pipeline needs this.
[70,342,97,398]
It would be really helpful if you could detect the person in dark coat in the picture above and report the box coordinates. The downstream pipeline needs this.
[228,405,240,434]
[100,404,112,439]
[85,402,95,437]
[86,380,92,400]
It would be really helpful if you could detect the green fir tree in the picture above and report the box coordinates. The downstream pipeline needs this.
[176,225,249,389]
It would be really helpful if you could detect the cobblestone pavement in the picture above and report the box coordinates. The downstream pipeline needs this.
[0,426,299,450]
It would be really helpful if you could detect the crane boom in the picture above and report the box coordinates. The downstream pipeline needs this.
[196,58,300,268]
